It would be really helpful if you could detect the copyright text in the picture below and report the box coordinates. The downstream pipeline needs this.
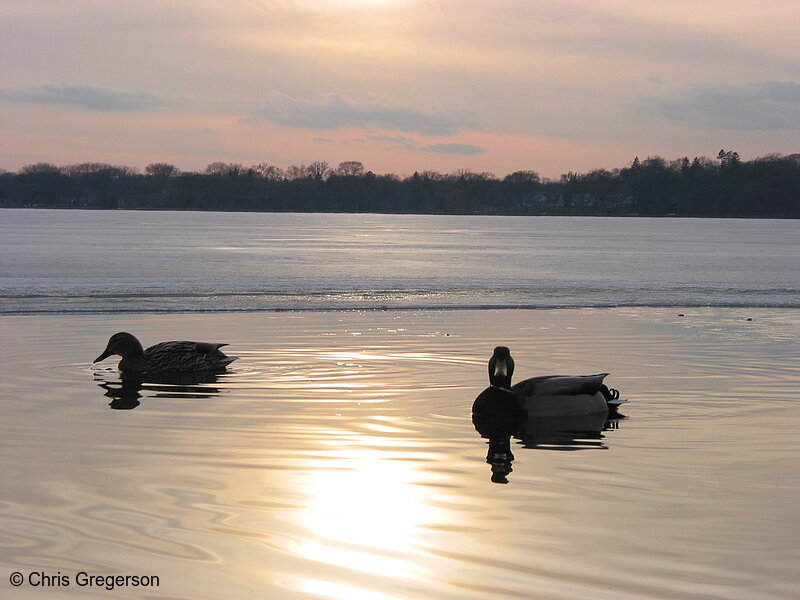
[9,571,160,591]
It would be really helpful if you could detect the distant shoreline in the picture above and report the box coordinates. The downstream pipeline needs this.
[1,206,796,219]
[3,153,798,218]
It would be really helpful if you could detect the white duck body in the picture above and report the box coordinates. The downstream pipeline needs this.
[511,374,609,417]
[511,373,608,417]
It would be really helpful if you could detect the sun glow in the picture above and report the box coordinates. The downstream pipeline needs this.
[299,450,438,549]
[286,442,447,595]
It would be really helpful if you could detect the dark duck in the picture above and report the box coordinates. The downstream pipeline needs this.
[94,332,237,374]
[473,346,625,418]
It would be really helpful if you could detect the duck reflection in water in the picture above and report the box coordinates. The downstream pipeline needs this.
[472,392,626,483]
[471,407,522,484]
[95,371,225,410]
[472,346,628,483]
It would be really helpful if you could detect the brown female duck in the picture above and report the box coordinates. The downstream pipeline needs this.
[94,332,237,373]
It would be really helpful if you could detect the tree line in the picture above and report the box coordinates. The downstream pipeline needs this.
[1,151,797,217]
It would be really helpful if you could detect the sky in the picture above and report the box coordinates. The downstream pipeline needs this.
[1,0,799,179]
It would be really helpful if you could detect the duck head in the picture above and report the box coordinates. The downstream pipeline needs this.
[94,332,145,363]
[488,345,515,388]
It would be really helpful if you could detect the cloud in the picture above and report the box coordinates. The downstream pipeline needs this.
[366,135,418,149]
[421,143,486,155]
[637,81,800,131]
[252,94,477,136]
[2,84,178,111]
[366,135,486,155]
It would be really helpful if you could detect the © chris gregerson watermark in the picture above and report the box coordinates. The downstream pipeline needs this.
[9,570,160,591]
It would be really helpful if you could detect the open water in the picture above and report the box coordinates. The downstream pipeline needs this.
[1,209,798,313]
[0,209,798,599]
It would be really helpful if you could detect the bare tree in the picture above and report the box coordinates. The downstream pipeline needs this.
[251,163,285,181]
[454,169,496,181]
[336,161,364,177]
[419,170,444,181]
[307,161,330,181]
[285,164,308,180]
[21,162,62,176]
[145,162,179,178]
[503,170,541,185]
[205,162,245,176]
[65,162,136,178]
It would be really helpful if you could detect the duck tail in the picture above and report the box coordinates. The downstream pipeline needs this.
[601,384,628,416]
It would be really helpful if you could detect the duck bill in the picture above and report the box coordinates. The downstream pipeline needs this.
[493,358,507,378]
[94,349,113,363]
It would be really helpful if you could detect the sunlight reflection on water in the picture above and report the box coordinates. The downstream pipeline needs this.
[294,451,439,573]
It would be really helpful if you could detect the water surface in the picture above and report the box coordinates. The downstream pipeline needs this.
[2,308,798,599]
[1,210,798,312]
[2,210,798,598]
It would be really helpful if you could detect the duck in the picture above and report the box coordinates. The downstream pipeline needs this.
[93,332,237,374]
[473,346,625,418]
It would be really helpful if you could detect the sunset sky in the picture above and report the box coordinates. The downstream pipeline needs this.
[2,0,798,178]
